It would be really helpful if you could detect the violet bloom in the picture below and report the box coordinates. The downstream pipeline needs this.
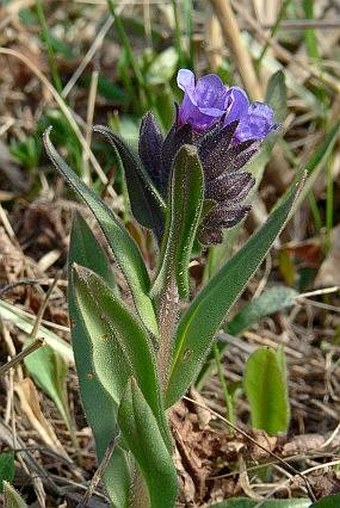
[177,69,228,131]
[96,69,278,245]
[177,69,276,143]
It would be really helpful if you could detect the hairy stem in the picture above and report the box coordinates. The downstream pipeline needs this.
[157,276,179,391]
[130,469,149,508]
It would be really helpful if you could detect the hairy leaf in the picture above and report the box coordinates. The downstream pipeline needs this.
[43,128,158,336]
[166,174,304,407]
[152,145,204,299]
[93,125,166,240]
[68,214,131,507]
[118,378,178,508]
[73,265,171,450]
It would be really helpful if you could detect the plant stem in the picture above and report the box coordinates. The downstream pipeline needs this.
[131,469,149,508]
[157,277,179,391]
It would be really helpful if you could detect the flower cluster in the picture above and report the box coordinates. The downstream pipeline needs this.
[177,69,276,141]
[138,69,277,244]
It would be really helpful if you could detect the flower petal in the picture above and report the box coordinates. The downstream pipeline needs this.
[177,69,196,100]
[235,102,276,142]
[224,87,249,124]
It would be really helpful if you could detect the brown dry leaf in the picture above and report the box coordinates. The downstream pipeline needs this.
[315,224,340,287]
[15,377,71,461]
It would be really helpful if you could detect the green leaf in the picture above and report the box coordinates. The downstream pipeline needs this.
[311,494,340,507]
[93,125,166,240]
[118,378,178,508]
[0,299,73,363]
[166,175,304,408]
[244,346,290,434]
[70,212,118,292]
[43,127,158,337]
[198,285,297,404]
[68,214,131,507]
[152,145,204,299]
[72,265,171,450]
[211,498,311,507]
[3,482,28,508]
[0,452,15,492]
[24,343,72,433]
[227,286,298,336]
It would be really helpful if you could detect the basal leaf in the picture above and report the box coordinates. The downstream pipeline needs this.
[68,214,131,507]
[43,128,158,337]
[93,125,166,240]
[152,145,204,299]
[118,378,178,508]
[244,346,290,435]
[166,175,304,407]
[73,265,171,450]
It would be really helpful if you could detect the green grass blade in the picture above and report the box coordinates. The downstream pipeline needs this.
[0,299,73,363]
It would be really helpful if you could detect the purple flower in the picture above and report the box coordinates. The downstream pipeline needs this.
[96,69,279,246]
[177,69,228,131]
[177,69,276,142]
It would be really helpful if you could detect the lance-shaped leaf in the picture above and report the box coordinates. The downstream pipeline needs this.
[68,214,131,507]
[118,378,178,508]
[244,346,290,435]
[266,71,287,125]
[93,125,166,240]
[197,285,299,388]
[43,128,158,337]
[166,175,304,407]
[73,265,171,450]
[152,145,204,299]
